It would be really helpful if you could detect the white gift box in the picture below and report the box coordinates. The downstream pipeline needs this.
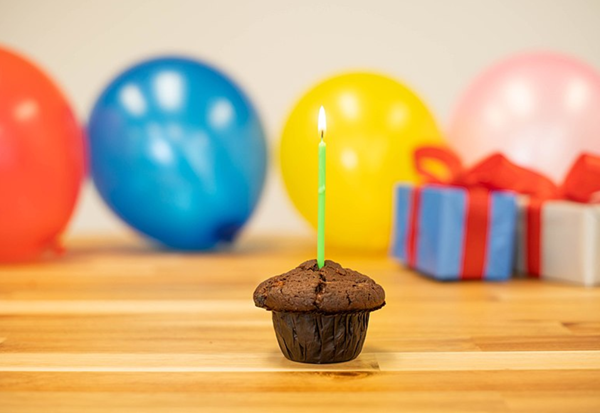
[516,200,600,286]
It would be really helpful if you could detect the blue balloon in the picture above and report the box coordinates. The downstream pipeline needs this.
[88,57,267,250]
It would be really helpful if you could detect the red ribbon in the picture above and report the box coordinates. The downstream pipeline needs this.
[460,188,490,279]
[409,146,558,278]
[406,187,421,268]
[526,153,600,276]
[525,198,543,277]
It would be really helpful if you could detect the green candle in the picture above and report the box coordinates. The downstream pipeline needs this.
[317,106,326,269]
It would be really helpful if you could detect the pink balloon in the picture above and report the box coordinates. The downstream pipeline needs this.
[448,52,600,182]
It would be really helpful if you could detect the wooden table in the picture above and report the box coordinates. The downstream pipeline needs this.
[1,235,599,412]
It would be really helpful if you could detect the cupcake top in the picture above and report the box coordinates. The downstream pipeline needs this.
[253,259,385,314]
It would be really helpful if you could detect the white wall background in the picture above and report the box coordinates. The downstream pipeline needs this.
[1,0,599,238]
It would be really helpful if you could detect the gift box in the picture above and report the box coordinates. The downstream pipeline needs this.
[515,154,600,286]
[392,184,517,281]
[515,200,600,286]
[390,146,550,281]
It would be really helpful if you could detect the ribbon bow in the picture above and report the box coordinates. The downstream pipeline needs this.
[560,154,600,203]
[414,146,558,198]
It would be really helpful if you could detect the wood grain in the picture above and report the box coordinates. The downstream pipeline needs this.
[0,234,599,412]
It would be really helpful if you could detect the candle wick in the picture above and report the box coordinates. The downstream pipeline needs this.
[321,131,324,140]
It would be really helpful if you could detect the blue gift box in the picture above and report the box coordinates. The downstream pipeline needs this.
[391,184,517,281]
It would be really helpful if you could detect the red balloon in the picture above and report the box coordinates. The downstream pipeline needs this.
[0,47,85,262]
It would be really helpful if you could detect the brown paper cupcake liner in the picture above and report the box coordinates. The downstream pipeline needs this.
[271,311,370,364]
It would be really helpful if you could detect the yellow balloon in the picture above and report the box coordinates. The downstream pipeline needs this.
[280,72,444,251]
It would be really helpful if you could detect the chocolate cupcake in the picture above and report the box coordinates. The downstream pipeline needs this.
[253,259,385,364]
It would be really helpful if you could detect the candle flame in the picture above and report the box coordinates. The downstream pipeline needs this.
[318,106,326,139]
